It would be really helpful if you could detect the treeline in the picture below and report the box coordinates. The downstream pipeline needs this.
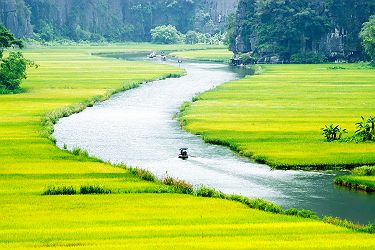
[228,0,375,63]
[1,0,237,42]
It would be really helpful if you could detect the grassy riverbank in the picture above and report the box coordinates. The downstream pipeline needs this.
[1,45,374,248]
[180,63,375,169]
[170,49,233,62]
[335,166,375,192]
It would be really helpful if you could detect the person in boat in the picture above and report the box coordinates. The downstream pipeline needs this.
[179,148,188,160]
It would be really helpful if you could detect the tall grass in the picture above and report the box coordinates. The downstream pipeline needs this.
[43,185,112,195]
[323,216,374,234]
[162,176,194,194]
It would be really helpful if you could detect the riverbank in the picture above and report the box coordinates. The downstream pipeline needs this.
[1,45,375,248]
[170,49,233,63]
[335,166,375,192]
[179,62,375,170]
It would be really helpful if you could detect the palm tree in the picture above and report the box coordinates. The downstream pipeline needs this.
[366,116,375,139]
[322,124,347,141]
[356,116,372,141]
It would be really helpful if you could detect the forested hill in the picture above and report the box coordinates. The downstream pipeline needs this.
[0,0,238,41]
[228,0,375,63]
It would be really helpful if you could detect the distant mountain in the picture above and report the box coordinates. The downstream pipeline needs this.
[229,0,375,62]
[0,0,239,41]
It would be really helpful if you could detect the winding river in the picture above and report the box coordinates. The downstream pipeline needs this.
[54,53,375,224]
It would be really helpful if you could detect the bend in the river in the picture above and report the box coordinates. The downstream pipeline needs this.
[54,52,375,224]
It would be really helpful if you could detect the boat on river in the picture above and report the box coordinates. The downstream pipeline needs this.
[178,148,188,160]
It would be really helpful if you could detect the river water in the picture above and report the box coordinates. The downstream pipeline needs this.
[54,53,375,224]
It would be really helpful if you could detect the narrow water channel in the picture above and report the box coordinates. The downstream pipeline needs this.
[54,53,375,224]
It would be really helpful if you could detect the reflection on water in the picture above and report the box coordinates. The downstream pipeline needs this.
[54,54,375,224]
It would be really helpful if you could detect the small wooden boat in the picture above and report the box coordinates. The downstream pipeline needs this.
[148,51,157,58]
[178,148,188,160]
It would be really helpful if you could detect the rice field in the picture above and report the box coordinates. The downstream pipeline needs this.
[335,166,375,192]
[180,63,375,169]
[0,45,374,249]
[170,49,233,62]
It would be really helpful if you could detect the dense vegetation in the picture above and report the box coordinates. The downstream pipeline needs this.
[228,0,375,62]
[1,0,237,42]
[360,16,375,62]
[2,45,374,248]
[0,25,34,94]
[179,62,375,169]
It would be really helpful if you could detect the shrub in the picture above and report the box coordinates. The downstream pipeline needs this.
[355,116,375,141]
[72,147,89,157]
[80,185,111,194]
[247,199,283,214]
[290,52,327,64]
[129,168,157,182]
[323,216,374,233]
[321,124,347,141]
[352,166,375,176]
[239,52,259,65]
[42,185,77,195]
[151,25,182,44]
[185,31,199,44]
[284,207,299,216]
[162,176,194,194]
[296,209,319,219]
[195,186,225,198]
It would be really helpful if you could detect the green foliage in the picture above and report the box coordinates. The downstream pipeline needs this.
[323,216,374,234]
[360,16,375,62]
[0,25,23,59]
[162,176,193,194]
[0,52,35,91]
[43,185,112,195]
[321,124,347,141]
[42,185,77,195]
[129,168,157,182]
[185,31,199,44]
[196,186,225,198]
[230,0,374,62]
[290,53,327,64]
[151,25,182,44]
[0,26,35,93]
[80,185,112,194]
[37,21,56,41]
[355,116,375,141]
[353,166,375,176]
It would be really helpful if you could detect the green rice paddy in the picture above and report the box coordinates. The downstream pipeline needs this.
[335,166,375,192]
[0,45,374,249]
[180,63,375,169]
[170,49,233,62]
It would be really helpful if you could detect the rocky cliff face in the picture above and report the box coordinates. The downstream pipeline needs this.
[230,0,374,62]
[0,0,238,40]
[0,0,32,37]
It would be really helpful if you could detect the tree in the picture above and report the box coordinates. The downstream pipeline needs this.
[0,52,31,91]
[360,16,375,62]
[185,31,199,44]
[355,116,373,141]
[150,25,182,44]
[0,25,23,59]
[0,26,34,93]
[321,124,347,141]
